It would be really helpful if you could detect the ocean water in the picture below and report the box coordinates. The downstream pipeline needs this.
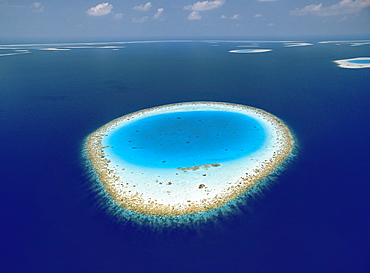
[1,40,370,273]
[107,110,265,168]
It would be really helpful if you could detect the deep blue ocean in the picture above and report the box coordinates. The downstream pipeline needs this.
[1,40,369,273]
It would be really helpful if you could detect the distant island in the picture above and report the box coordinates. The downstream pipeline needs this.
[229,49,272,53]
[334,57,370,69]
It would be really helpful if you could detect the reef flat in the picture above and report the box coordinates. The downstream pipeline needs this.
[334,57,370,68]
[84,102,295,218]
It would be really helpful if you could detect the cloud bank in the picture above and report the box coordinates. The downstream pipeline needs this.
[188,11,202,20]
[86,3,113,16]
[184,0,224,11]
[113,13,124,20]
[154,8,164,19]
[291,0,370,16]
[184,0,224,20]
[133,2,152,11]
[230,14,240,20]
[132,16,149,23]
[32,2,44,13]
[221,14,240,20]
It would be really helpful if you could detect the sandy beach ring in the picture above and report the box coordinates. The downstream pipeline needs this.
[84,102,295,217]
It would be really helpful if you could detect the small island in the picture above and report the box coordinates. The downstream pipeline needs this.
[334,57,370,69]
[83,102,295,225]
[284,42,313,47]
[229,49,272,53]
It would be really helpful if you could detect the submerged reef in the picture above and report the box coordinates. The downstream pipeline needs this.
[83,102,295,226]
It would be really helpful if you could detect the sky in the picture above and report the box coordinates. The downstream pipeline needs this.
[0,0,369,40]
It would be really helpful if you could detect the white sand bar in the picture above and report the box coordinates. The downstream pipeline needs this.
[284,43,313,47]
[334,57,370,69]
[38,48,71,51]
[84,102,295,216]
[0,52,31,57]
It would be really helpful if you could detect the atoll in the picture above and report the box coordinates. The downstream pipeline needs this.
[84,102,295,222]
[229,49,272,53]
[334,57,370,69]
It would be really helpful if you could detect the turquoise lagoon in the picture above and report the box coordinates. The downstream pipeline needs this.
[107,111,265,168]
[348,59,370,64]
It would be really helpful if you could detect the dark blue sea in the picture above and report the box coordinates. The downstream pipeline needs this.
[1,40,369,273]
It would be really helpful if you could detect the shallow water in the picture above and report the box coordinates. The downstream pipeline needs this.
[108,111,265,168]
[348,59,370,64]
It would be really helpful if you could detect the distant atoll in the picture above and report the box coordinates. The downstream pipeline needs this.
[229,49,272,54]
[284,42,313,47]
[334,57,370,69]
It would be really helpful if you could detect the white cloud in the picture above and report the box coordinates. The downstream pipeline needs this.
[257,0,276,1]
[133,2,152,11]
[188,11,202,20]
[254,14,262,17]
[290,3,323,15]
[32,2,44,13]
[221,14,240,20]
[113,13,124,20]
[33,2,42,8]
[132,16,149,23]
[291,0,370,16]
[184,0,224,11]
[268,22,275,26]
[154,8,164,19]
[86,3,113,16]
[230,14,240,20]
